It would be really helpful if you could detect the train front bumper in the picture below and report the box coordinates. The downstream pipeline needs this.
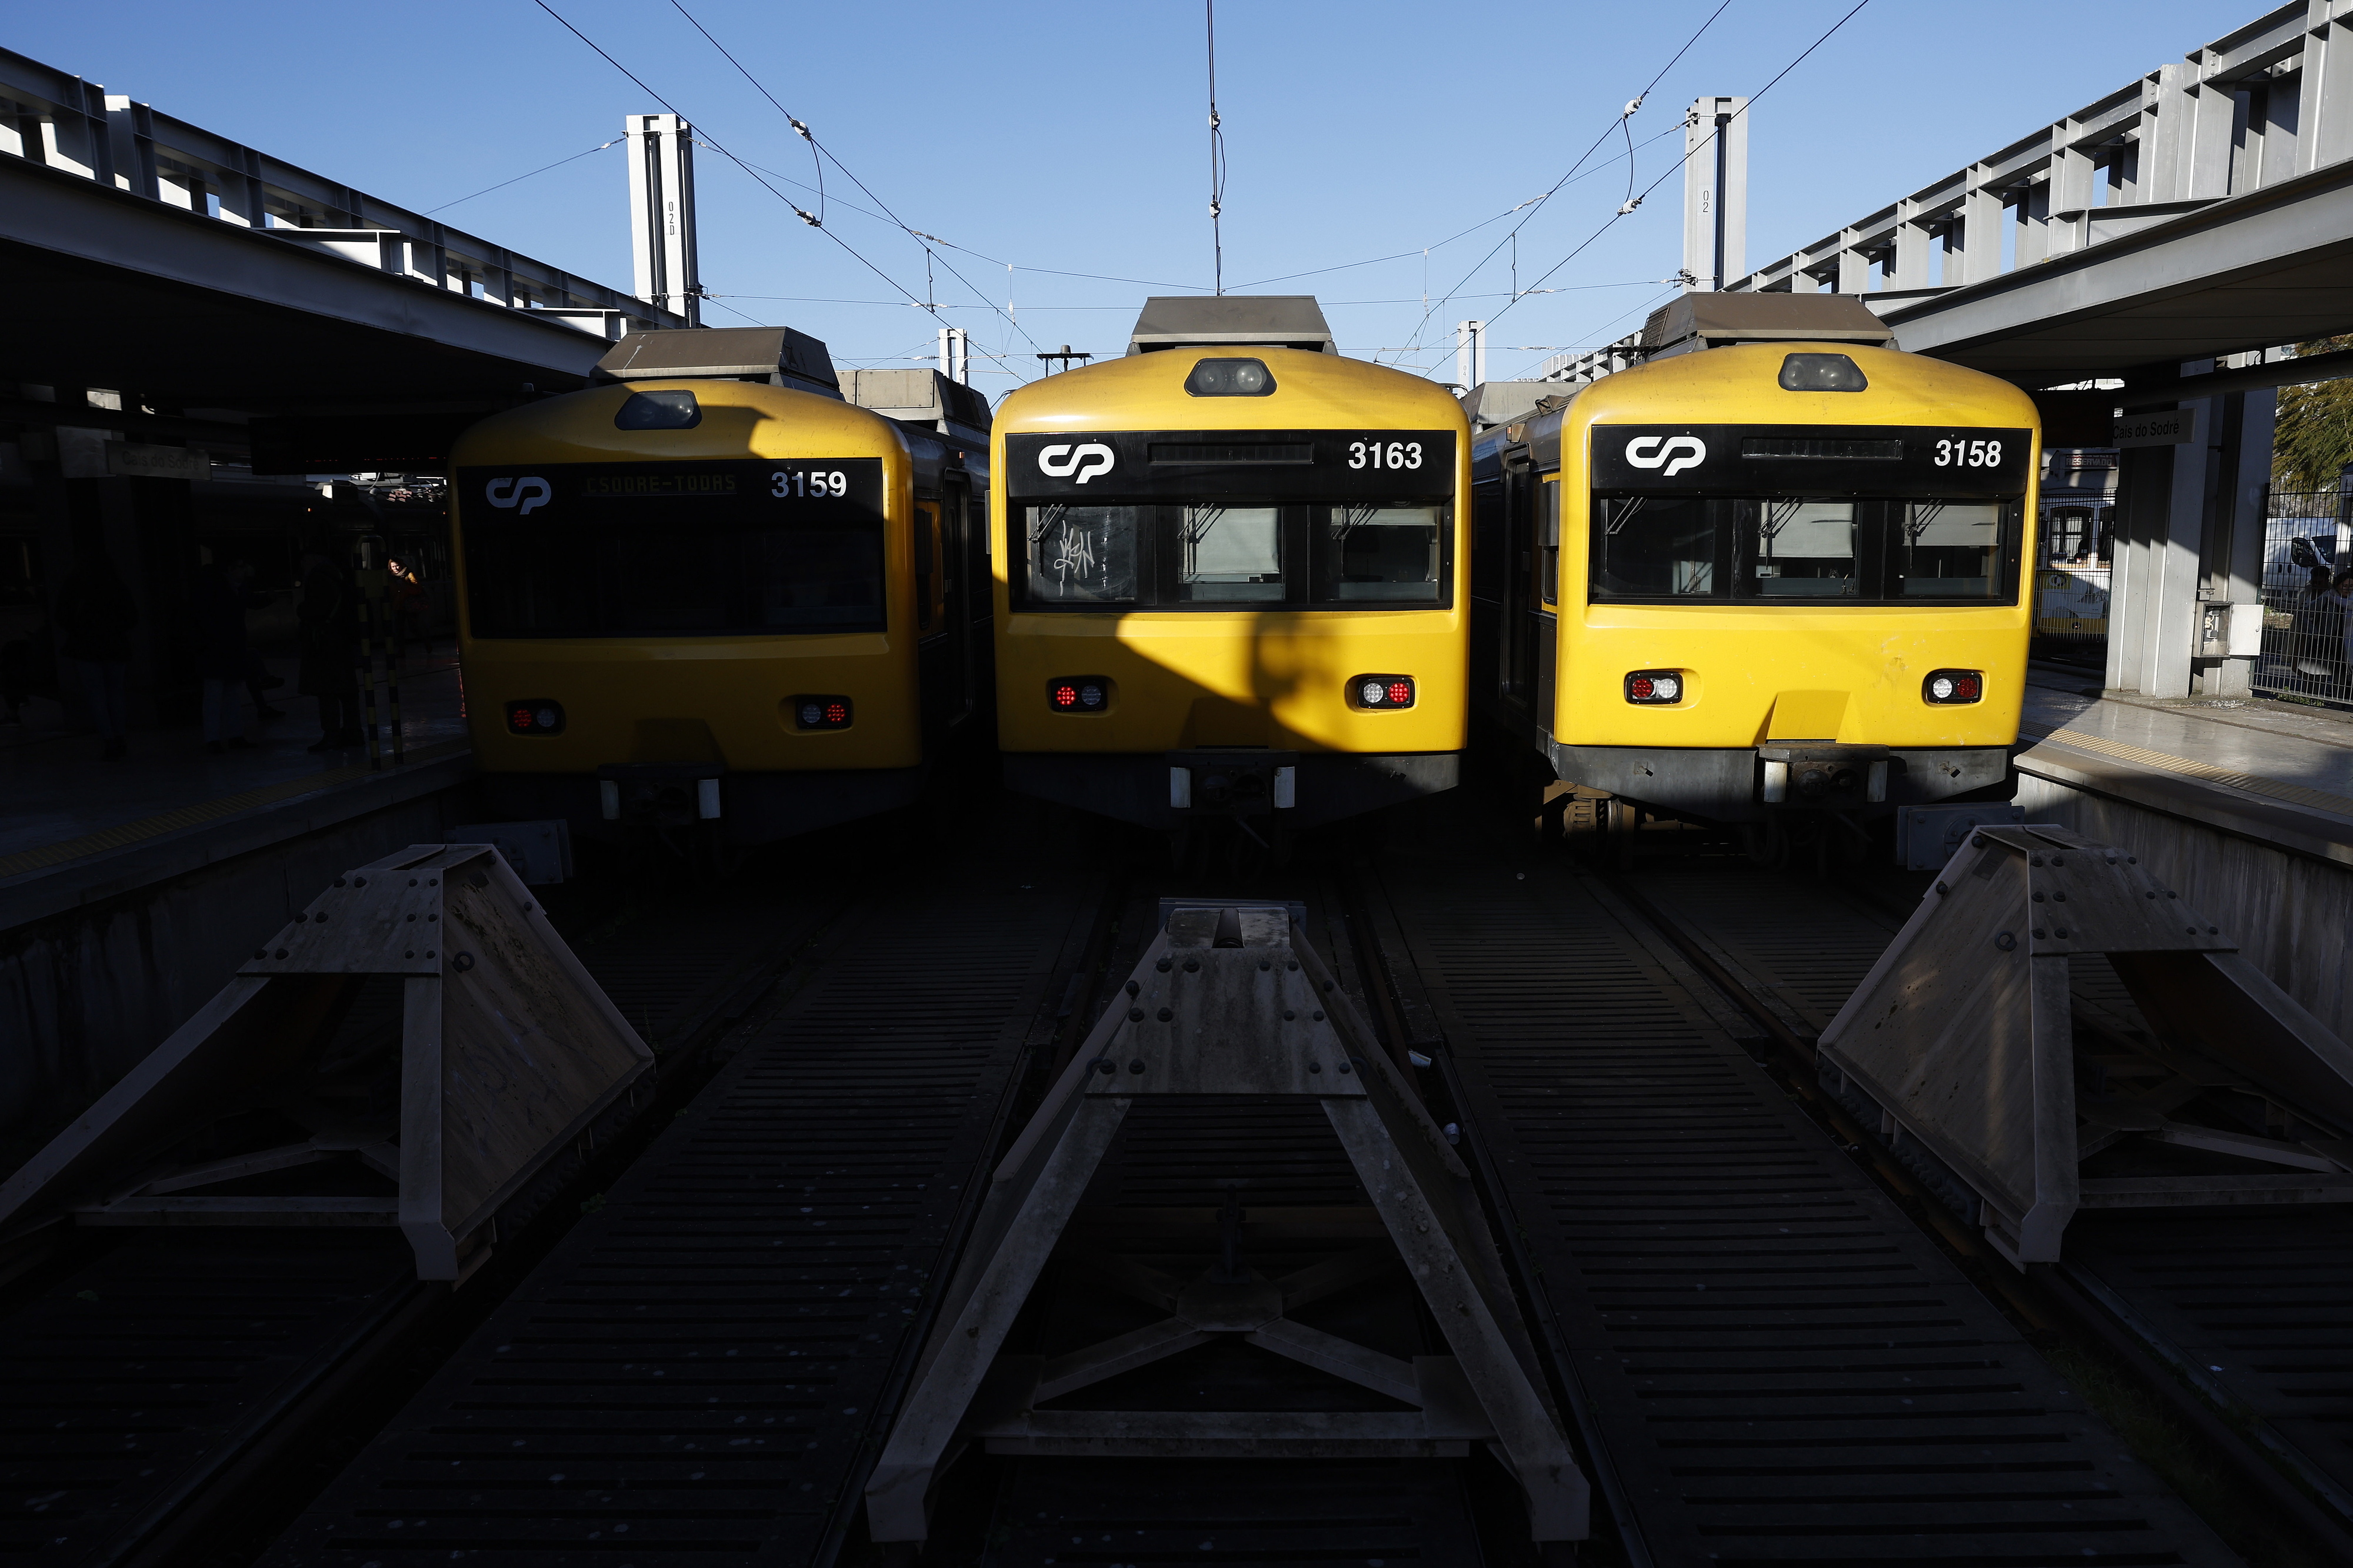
[1549,742,2012,823]
[1004,750,1459,830]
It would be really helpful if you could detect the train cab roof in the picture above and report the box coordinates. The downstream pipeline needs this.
[594,325,844,399]
[836,368,992,448]
[1126,295,1337,356]
[1638,293,1895,360]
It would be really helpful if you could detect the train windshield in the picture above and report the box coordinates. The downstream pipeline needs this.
[1585,422,2027,606]
[1592,496,2018,603]
[458,459,888,637]
[1022,500,1447,609]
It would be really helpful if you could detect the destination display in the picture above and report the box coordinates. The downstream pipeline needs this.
[1006,429,1458,500]
[1588,424,2032,497]
[462,459,884,519]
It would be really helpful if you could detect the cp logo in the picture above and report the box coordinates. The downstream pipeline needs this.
[1038,442,1116,485]
[485,476,552,515]
[1624,435,1708,478]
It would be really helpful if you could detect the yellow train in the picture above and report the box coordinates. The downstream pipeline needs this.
[990,296,1469,835]
[450,327,992,853]
[1470,295,2035,848]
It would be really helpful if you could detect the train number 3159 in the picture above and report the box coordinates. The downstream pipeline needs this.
[772,469,849,498]
[1347,441,1424,471]
[1932,437,2004,468]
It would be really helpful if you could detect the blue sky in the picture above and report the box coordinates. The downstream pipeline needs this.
[10,1,2263,393]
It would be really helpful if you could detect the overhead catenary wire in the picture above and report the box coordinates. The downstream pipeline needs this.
[529,1,938,323]
[422,137,621,214]
[1227,126,1682,293]
[1206,0,1227,295]
[1480,0,1875,345]
[661,0,1047,380]
[1379,0,1737,368]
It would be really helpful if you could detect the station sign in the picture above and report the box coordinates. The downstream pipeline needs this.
[2113,408,2198,448]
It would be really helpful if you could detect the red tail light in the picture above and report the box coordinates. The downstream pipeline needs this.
[506,699,564,735]
[1351,674,1415,710]
[1049,678,1112,712]
[1624,670,1684,705]
[792,695,854,729]
[1923,669,1983,705]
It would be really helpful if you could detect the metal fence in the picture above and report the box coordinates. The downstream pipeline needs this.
[2254,491,2353,708]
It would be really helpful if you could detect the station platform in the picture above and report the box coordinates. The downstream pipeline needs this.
[2019,664,2353,866]
[0,654,474,932]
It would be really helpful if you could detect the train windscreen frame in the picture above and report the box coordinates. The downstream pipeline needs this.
[1006,429,1456,611]
[1586,423,2028,606]
[458,459,888,638]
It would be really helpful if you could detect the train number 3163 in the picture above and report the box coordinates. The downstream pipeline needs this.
[1932,438,2004,468]
[1347,441,1423,471]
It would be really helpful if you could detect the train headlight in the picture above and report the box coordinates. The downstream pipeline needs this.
[1349,674,1415,710]
[1778,353,1868,392]
[1183,357,1278,397]
[791,695,854,729]
[506,699,564,735]
[1049,677,1112,712]
[1624,670,1684,705]
[1923,669,1984,705]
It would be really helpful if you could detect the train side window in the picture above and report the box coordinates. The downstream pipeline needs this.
[914,501,941,630]
[1538,480,1559,606]
[1471,481,1504,600]
[1025,504,1139,604]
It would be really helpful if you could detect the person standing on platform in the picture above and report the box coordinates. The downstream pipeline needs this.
[386,556,431,659]
[195,557,259,754]
[53,550,137,761]
[296,548,361,752]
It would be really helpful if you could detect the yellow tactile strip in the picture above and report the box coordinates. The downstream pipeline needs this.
[0,738,472,883]
[2021,724,2353,822]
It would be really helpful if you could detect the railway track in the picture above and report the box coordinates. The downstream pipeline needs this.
[1585,836,2353,1564]
[0,852,851,1568]
[14,792,2353,1568]
[256,826,1107,1567]
[1361,827,2235,1567]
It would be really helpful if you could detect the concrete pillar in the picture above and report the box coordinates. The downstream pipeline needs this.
[2047,119,2094,258]
[2186,60,2238,199]
[625,112,699,325]
[1682,97,1748,292]
[2017,182,2050,268]
[1891,201,1931,289]
[2295,11,2353,174]
[2145,63,2196,202]
[2195,386,2277,697]
[1835,228,1871,293]
[1955,165,2004,285]
[46,425,201,728]
[2107,410,2205,699]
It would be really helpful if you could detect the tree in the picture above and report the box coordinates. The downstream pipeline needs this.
[2272,335,2353,497]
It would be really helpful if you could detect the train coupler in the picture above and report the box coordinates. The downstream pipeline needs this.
[1757,742,1889,809]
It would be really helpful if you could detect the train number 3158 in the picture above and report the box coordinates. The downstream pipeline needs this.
[1932,438,2004,468]
[1347,441,1424,471]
